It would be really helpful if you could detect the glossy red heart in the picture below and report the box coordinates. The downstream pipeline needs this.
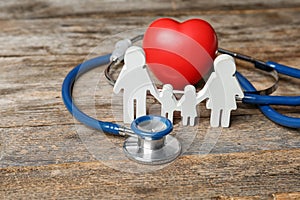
[143,18,218,90]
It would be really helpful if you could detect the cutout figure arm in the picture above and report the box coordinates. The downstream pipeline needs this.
[235,78,244,98]
[150,86,160,101]
[196,73,216,104]
[177,94,185,108]
[196,88,209,104]
[113,75,124,94]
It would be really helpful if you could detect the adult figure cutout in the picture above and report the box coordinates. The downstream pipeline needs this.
[197,54,244,127]
[113,46,159,123]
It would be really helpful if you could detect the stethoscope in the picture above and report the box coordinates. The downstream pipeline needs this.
[62,35,300,165]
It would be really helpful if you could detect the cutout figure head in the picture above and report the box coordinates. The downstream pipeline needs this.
[124,46,146,69]
[162,84,173,97]
[214,54,236,76]
[184,85,196,97]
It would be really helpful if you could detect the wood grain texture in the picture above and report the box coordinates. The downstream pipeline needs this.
[0,149,300,199]
[0,0,300,199]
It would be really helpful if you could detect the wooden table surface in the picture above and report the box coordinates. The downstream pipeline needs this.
[1,0,300,199]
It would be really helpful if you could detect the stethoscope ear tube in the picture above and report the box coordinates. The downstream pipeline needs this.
[236,71,300,128]
[242,93,300,106]
[266,61,300,79]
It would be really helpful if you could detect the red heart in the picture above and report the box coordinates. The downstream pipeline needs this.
[143,18,218,90]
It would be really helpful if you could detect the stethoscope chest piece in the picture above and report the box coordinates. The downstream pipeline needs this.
[123,115,182,165]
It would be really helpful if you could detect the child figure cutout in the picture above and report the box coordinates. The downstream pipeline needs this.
[197,54,244,127]
[113,46,159,123]
[159,84,178,123]
[178,85,198,126]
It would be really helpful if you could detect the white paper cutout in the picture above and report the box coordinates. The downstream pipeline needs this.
[113,46,159,123]
[197,54,244,127]
[113,46,244,127]
[178,85,198,126]
[159,84,178,123]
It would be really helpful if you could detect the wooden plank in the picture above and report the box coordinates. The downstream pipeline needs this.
[1,114,299,167]
[274,192,300,200]
[220,192,300,200]
[0,149,299,199]
[0,0,300,20]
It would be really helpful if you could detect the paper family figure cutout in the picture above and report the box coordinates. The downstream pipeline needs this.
[113,46,159,123]
[196,55,244,127]
[159,84,178,123]
[178,85,198,126]
[113,46,244,127]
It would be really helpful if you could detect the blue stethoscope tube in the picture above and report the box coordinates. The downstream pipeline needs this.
[62,53,300,135]
[267,61,300,79]
[62,54,121,135]
[237,69,300,128]
[241,61,300,106]
[237,60,300,128]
